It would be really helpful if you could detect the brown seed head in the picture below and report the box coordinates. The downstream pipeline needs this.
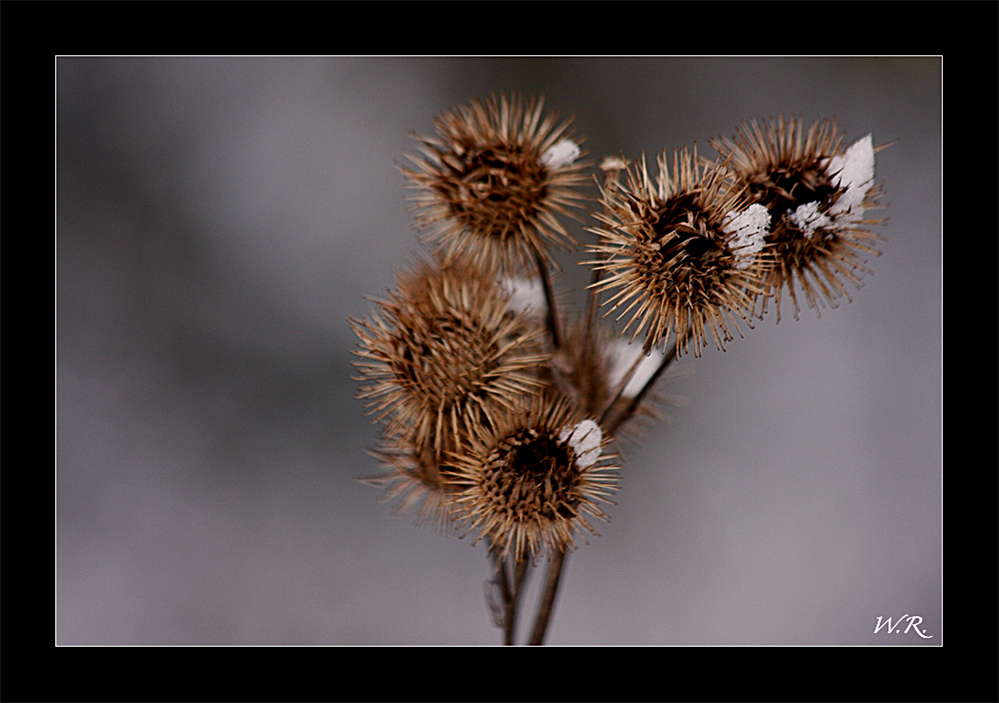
[448,394,619,562]
[350,256,548,461]
[585,147,768,357]
[401,93,590,276]
[362,429,461,531]
[711,115,887,320]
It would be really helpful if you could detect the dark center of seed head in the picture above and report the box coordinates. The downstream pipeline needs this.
[753,167,837,224]
[510,432,573,482]
[465,146,546,203]
[651,193,717,267]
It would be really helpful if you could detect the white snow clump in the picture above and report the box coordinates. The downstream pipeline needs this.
[724,203,771,267]
[609,339,665,398]
[788,200,832,239]
[559,419,603,469]
[541,139,581,170]
[499,276,546,315]
[828,134,875,222]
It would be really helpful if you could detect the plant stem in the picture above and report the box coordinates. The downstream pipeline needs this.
[491,553,515,645]
[597,346,647,427]
[506,556,530,645]
[528,548,567,645]
[535,250,561,350]
[492,551,531,645]
[608,339,678,436]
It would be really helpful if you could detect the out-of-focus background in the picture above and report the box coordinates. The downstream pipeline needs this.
[57,57,941,645]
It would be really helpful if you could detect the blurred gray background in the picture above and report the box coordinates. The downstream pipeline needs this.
[57,56,941,645]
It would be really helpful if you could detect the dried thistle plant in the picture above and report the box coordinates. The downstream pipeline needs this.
[448,393,619,563]
[585,147,771,357]
[350,94,890,645]
[710,115,888,321]
[362,431,456,531]
[350,255,547,459]
[401,93,590,278]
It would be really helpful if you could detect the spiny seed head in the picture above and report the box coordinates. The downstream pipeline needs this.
[350,256,549,460]
[362,430,461,531]
[401,93,590,276]
[710,115,887,321]
[448,394,619,562]
[585,146,769,357]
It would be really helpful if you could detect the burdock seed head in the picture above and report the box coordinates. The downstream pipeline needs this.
[710,115,888,321]
[362,430,460,531]
[447,394,619,562]
[401,93,590,277]
[585,146,770,358]
[350,255,548,463]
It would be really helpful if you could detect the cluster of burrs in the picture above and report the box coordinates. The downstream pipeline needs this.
[351,93,887,570]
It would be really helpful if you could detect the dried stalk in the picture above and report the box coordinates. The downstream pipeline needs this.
[608,339,679,436]
[528,548,567,645]
[535,249,561,350]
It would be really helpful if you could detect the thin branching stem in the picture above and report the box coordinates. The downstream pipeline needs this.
[597,348,646,427]
[513,557,529,596]
[491,552,516,645]
[608,339,679,436]
[492,549,532,645]
[528,548,567,645]
[506,555,531,645]
[535,250,561,349]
